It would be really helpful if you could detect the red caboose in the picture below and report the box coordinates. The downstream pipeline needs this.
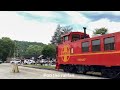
[56,29,120,78]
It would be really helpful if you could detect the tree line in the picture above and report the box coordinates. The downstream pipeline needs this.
[0,37,15,62]
[0,39,56,62]
[0,25,108,62]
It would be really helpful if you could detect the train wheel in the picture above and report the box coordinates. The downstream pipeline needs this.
[63,65,74,73]
[83,71,87,75]
[101,69,108,78]
[63,66,70,72]
[68,66,74,73]
[63,66,67,72]
[101,69,117,78]
[72,67,79,74]
[107,70,117,78]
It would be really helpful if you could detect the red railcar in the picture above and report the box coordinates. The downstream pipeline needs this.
[56,31,120,78]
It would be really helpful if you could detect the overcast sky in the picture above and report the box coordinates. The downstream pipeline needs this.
[0,11,120,44]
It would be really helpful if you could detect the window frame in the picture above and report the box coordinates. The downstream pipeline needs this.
[71,34,80,42]
[82,41,89,52]
[64,35,69,41]
[104,36,115,51]
[92,39,101,52]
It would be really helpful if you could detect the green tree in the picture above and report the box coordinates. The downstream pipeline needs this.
[51,24,62,45]
[51,24,73,45]
[14,40,45,58]
[25,45,43,60]
[61,25,73,34]
[42,44,56,59]
[0,37,15,61]
[0,39,3,60]
[93,27,108,35]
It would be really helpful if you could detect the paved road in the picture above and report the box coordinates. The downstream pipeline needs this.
[0,63,107,79]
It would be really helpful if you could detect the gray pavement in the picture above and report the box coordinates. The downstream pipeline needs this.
[0,63,107,79]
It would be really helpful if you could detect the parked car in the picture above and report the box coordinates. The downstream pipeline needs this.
[39,59,47,65]
[24,59,35,64]
[10,59,21,65]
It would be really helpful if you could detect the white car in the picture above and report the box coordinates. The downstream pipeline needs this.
[10,59,21,65]
[40,59,47,64]
[24,59,35,64]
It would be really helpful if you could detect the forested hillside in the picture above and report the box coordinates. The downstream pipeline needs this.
[14,40,46,58]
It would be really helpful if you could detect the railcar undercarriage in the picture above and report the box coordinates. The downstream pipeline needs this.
[60,64,120,78]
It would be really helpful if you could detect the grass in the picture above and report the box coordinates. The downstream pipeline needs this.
[23,64,55,70]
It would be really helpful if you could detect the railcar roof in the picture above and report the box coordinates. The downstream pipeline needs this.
[81,31,120,41]
[61,32,88,37]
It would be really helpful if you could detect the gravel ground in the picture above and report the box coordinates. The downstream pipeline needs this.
[0,63,107,79]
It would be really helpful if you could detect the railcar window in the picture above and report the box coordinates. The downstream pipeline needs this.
[82,42,89,52]
[104,37,115,50]
[72,34,80,42]
[81,35,84,39]
[71,48,74,53]
[92,39,100,51]
[64,36,69,41]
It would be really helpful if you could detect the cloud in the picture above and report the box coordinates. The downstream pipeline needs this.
[18,11,54,17]
[87,18,120,37]
[0,11,57,44]
[1,11,120,44]
[64,11,90,25]
[17,11,71,25]
[110,11,120,16]
[18,11,90,28]
[80,11,106,15]
[81,11,120,16]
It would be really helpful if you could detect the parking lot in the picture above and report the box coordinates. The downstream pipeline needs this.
[0,63,106,79]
